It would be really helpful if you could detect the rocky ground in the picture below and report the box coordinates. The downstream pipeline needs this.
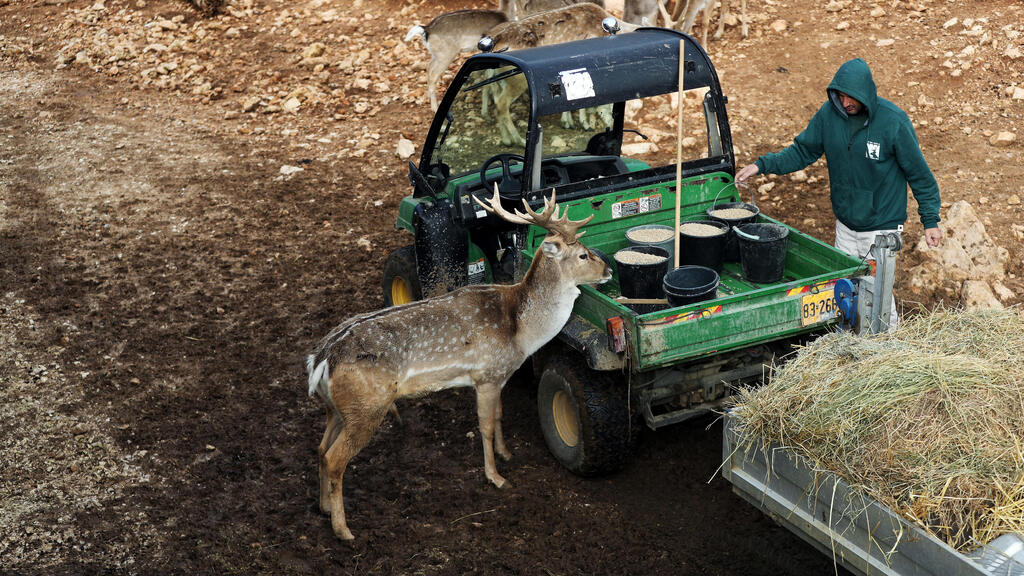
[1,0,1022,574]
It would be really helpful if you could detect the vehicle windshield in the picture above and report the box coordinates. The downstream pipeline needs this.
[428,63,726,190]
[537,105,616,157]
[430,65,529,178]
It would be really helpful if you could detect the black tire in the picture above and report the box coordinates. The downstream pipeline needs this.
[537,354,635,476]
[381,245,422,307]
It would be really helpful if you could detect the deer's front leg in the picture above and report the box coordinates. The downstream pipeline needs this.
[475,382,509,489]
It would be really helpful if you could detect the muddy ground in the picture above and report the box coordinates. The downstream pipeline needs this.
[1,0,1022,574]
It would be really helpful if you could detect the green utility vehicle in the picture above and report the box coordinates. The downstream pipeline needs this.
[386,26,868,475]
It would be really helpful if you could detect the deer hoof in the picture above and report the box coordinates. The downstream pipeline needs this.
[489,474,510,490]
[333,524,355,541]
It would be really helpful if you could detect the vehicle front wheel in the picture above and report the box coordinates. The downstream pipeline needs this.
[537,354,636,476]
[381,245,422,306]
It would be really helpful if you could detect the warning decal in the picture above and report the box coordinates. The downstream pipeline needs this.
[611,194,662,219]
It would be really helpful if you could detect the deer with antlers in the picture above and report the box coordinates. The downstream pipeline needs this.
[306,188,611,540]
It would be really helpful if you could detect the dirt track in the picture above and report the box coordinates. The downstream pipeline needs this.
[1,0,1022,573]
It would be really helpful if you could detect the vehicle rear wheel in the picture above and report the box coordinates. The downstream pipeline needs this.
[382,245,422,306]
[537,354,635,476]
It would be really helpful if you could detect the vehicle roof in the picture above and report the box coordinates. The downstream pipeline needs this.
[466,27,721,116]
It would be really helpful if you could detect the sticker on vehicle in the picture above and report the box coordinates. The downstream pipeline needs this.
[559,68,595,101]
[467,258,487,284]
[611,194,662,219]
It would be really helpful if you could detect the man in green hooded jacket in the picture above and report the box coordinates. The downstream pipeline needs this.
[736,58,942,326]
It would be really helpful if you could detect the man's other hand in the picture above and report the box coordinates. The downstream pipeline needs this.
[736,164,760,183]
[924,227,942,247]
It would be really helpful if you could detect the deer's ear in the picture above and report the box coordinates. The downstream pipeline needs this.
[540,239,562,259]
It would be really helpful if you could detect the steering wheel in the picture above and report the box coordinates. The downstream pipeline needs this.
[479,153,525,199]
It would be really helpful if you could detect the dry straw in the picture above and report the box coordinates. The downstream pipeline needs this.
[731,307,1024,551]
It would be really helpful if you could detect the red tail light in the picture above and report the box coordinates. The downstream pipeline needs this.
[606,316,626,353]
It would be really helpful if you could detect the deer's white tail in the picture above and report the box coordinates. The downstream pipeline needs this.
[306,354,331,398]
[404,25,426,44]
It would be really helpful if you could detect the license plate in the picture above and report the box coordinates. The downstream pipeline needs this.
[801,289,836,326]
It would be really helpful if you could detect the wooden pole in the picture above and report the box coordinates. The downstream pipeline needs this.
[673,39,685,269]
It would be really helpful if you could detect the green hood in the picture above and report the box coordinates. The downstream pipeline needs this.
[827,58,878,119]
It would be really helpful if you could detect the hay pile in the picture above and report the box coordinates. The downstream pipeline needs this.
[732,308,1024,550]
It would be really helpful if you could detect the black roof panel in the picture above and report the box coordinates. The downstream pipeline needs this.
[467,27,721,116]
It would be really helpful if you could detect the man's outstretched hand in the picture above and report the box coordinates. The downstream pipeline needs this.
[736,164,760,183]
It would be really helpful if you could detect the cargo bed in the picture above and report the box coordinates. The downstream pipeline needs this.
[522,179,866,371]
[722,411,1024,576]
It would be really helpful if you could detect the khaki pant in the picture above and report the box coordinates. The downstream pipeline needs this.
[834,220,900,330]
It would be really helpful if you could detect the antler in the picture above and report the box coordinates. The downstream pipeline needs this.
[474,185,593,243]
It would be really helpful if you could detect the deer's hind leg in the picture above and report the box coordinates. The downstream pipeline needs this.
[324,402,389,540]
[318,408,343,514]
[323,371,395,541]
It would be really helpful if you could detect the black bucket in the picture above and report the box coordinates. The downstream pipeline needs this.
[614,246,670,314]
[706,202,760,262]
[735,223,789,284]
[678,219,729,272]
[662,265,720,307]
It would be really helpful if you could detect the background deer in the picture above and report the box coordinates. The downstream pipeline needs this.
[306,189,612,540]
[623,0,659,26]
[404,9,509,111]
[659,0,748,45]
[405,2,611,112]
[499,0,605,20]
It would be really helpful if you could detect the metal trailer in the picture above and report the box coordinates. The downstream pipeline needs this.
[722,411,1024,576]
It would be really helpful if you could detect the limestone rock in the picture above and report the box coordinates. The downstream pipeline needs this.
[770,19,788,33]
[960,280,1002,310]
[621,142,658,156]
[989,131,1016,147]
[789,170,808,182]
[396,137,415,159]
[992,281,1016,302]
[908,201,1006,295]
[302,42,326,59]
[241,96,261,112]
